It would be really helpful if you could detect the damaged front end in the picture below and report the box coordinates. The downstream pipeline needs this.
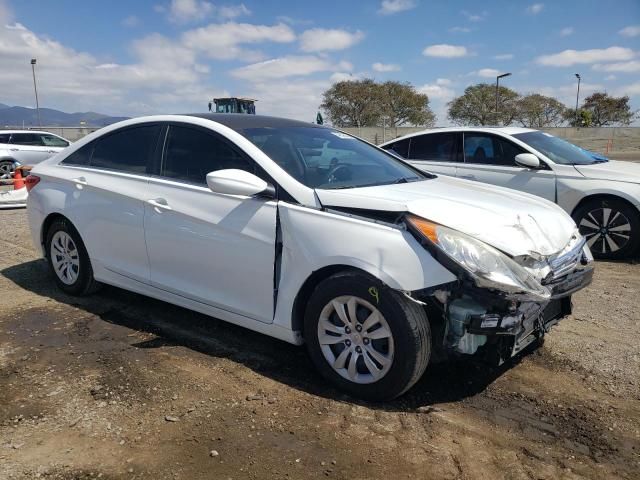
[405,215,594,363]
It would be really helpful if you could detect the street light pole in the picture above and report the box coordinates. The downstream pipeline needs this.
[30,58,41,127]
[495,72,512,125]
[574,73,581,126]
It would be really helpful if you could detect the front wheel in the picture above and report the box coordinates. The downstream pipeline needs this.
[573,198,640,260]
[304,272,431,401]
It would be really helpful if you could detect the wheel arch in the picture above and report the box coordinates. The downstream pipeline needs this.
[570,193,640,219]
[40,213,84,256]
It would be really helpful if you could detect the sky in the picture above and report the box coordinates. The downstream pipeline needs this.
[1,0,639,125]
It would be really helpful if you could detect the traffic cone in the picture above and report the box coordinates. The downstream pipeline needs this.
[13,168,25,190]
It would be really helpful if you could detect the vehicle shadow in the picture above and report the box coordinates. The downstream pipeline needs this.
[3,259,530,411]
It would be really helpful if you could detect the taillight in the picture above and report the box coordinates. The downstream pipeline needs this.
[25,175,40,192]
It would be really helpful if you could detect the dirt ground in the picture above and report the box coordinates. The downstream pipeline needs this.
[0,207,638,480]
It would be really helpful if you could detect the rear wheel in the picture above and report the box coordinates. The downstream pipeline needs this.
[0,160,15,180]
[45,218,101,295]
[304,272,431,401]
[573,198,640,260]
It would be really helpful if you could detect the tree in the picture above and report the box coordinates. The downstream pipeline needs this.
[320,79,382,128]
[516,94,567,128]
[563,108,594,127]
[320,79,435,128]
[580,92,634,126]
[447,83,519,126]
[378,81,435,128]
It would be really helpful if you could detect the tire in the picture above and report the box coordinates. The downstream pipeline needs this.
[0,160,15,180]
[45,218,101,295]
[573,198,640,260]
[304,271,431,401]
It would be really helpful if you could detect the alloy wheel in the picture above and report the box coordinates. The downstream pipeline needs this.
[317,295,394,384]
[0,162,14,180]
[50,231,80,285]
[578,207,631,255]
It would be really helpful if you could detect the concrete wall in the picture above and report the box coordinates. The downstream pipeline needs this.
[341,126,640,156]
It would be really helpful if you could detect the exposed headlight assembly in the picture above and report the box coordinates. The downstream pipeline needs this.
[406,215,551,300]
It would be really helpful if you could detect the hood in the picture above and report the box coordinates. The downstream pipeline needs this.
[316,176,576,257]
[574,160,640,184]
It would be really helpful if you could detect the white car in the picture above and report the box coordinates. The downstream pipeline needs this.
[0,130,71,179]
[381,127,640,259]
[26,115,593,400]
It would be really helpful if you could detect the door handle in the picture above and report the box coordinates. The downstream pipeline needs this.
[459,174,476,180]
[10,148,18,151]
[147,198,172,211]
[72,177,88,189]
[47,150,56,153]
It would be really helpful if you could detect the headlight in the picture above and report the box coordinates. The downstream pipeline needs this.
[407,215,550,300]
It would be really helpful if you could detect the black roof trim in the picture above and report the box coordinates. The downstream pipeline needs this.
[177,113,327,131]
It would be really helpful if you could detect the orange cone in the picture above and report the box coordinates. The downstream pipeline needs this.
[13,168,25,190]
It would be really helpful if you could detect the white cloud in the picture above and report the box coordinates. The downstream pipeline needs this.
[526,3,544,15]
[619,25,640,37]
[423,44,468,58]
[417,82,455,101]
[615,82,640,96]
[121,15,140,28]
[218,4,251,19]
[167,0,214,23]
[474,68,501,78]
[461,10,487,22]
[182,22,295,61]
[493,53,513,60]
[372,62,401,72]
[378,0,417,15]
[231,55,349,80]
[536,46,635,66]
[436,78,452,86]
[449,26,471,33]
[299,28,364,52]
[605,74,617,81]
[593,60,640,73]
[559,26,574,36]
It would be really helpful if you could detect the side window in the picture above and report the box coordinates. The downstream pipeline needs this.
[409,133,458,162]
[464,133,524,166]
[90,125,160,174]
[10,133,44,146]
[0,133,10,144]
[383,138,409,158]
[40,134,69,147]
[61,143,93,166]
[161,125,255,185]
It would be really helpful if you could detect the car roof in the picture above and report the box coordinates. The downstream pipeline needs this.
[380,126,538,145]
[0,130,63,135]
[183,113,325,131]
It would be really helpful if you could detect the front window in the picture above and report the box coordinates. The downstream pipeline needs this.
[513,131,604,165]
[40,134,69,147]
[239,126,426,189]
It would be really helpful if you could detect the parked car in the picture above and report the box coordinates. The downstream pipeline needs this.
[0,130,71,179]
[27,115,593,400]
[381,128,640,259]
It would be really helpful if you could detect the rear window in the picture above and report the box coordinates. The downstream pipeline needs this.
[0,133,10,144]
[10,133,44,146]
[409,133,458,162]
[383,138,410,158]
[90,125,161,174]
[61,143,93,166]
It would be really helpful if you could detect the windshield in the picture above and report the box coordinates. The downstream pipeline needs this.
[239,126,427,189]
[513,131,606,165]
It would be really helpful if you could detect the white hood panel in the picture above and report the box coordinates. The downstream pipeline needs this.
[316,176,576,257]
[574,160,640,184]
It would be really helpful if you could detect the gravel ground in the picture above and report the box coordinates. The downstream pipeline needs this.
[0,207,638,480]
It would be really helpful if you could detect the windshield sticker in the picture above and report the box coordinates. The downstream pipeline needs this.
[330,131,354,139]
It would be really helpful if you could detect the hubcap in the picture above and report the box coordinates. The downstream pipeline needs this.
[50,231,80,285]
[317,296,394,384]
[0,162,14,180]
[579,207,631,255]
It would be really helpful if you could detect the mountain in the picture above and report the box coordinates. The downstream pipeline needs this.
[0,104,129,127]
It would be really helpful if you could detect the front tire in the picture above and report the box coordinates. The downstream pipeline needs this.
[573,198,640,260]
[304,272,431,401]
[45,218,101,295]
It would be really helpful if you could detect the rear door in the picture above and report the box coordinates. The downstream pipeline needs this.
[456,132,556,202]
[8,133,47,165]
[405,132,461,177]
[144,123,277,323]
[56,124,162,283]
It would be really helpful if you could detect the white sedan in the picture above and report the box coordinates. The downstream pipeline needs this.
[0,130,70,179]
[381,127,640,259]
[26,115,593,400]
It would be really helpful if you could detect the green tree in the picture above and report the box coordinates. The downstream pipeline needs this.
[320,79,381,128]
[378,81,435,127]
[516,94,567,128]
[581,92,635,126]
[447,83,519,126]
[563,108,594,127]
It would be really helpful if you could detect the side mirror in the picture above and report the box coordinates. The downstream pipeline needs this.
[515,153,540,169]
[206,169,275,198]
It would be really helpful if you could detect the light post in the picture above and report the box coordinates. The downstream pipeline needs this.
[574,73,581,126]
[30,58,41,127]
[495,72,512,125]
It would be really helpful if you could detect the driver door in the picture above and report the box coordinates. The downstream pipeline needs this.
[143,123,278,323]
